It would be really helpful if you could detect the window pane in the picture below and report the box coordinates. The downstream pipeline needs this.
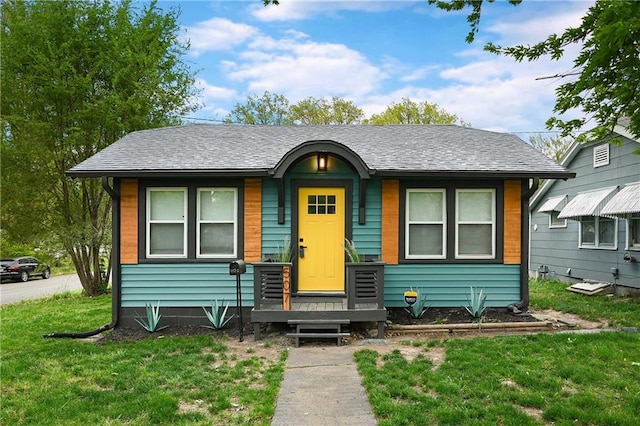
[149,223,184,255]
[458,191,492,221]
[150,190,185,220]
[599,217,615,247]
[458,224,492,255]
[200,190,235,221]
[409,191,443,221]
[550,211,565,227]
[408,224,443,256]
[581,218,595,245]
[631,216,640,248]
[200,223,234,255]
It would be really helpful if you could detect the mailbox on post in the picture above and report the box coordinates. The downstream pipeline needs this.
[229,259,246,342]
[229,260,246,275]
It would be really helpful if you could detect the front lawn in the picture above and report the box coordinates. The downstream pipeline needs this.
[0,293,287,425]
[2,279,639,425]
[355,279,640,425]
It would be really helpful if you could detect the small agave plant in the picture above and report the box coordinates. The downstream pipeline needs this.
[135,301,168,332]
[404,288,429,319]
[464,286,487,320]
[203,299,235,330]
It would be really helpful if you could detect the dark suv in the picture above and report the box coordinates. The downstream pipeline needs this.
[0,257,51,282]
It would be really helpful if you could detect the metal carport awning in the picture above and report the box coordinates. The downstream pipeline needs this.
[600,182,640,217]
[558,186,618,219]
[537,195,567,213]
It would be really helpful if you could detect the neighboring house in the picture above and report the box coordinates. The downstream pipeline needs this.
[67,124,572,337]
[530,119,640,291]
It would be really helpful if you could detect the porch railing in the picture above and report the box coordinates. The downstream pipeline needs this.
[252,262,385,311]
[346,262,385,309]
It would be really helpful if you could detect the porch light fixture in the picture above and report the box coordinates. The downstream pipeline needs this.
[317,153,327,171]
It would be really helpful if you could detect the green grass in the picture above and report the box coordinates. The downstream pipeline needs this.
[530,278,640,328]
[2,279,639,425]
[355,278,640,425]
[355,332,640,425]
[0,293,287,425]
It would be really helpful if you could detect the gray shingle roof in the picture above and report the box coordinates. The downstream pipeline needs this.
[67,124,573,178]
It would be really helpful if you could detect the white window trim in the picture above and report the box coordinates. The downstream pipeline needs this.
[548,211,567,229]
[197,188,238,258]
[455,189,496,259]
[627,214,640,251]
[146,187,188,258]
[405,189,446,259]
[579,216,618,250]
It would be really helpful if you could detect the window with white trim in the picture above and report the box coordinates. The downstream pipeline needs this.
[579,216,617,249]
[405,189,446,259]
[197,188,238,257]
[147,188,187,257]
[628,214,640,251]
[456,189,496,258]
[549,211,567,228]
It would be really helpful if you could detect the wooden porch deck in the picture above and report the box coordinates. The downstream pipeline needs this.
[251,263,387,341]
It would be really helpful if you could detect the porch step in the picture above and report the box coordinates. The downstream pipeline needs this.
[286,319,350,347]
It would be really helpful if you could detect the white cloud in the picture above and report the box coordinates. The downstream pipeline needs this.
[224,34,386,101]
[485,1,593,46]
[185,17,257,56]
[250,0,420,22]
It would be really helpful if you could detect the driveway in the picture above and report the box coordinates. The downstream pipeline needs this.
[0,274,83,305]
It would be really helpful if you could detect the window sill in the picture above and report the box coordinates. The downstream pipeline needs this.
[578,245,617,250]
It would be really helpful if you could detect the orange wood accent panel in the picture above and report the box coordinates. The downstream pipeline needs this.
[381,180,400,265]
[120,179,139,264]
[282,265,290,311]
[244,178,262,263]
[503,180,522,265]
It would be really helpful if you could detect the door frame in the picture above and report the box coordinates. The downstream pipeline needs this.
[291,179,353,294]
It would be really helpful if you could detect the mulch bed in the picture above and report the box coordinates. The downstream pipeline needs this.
[98,307,540,344]
[386,307,540,326]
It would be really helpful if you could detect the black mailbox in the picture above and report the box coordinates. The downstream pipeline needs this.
[229,259,246,275]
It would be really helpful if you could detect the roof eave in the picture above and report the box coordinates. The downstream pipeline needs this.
[65,169,272,178]
[66,168,575,180]
[373,170,575,179]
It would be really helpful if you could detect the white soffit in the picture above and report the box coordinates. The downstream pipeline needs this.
[538,195,567,213]
[600,182,640,216]
[558,187,618,219]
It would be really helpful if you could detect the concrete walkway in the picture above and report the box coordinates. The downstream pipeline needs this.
[271,346,377,425]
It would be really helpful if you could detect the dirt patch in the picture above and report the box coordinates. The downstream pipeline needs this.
[529,308,607,329]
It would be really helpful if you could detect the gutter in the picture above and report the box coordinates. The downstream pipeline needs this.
[44,177,121,338]
[508,177,539,313]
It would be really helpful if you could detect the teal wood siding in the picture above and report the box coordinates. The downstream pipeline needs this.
[354,178,382,257]
[121,263,518,308]
[262,157,382,258]
[121,264,254,308]
[262,178,289,257]
[384,264,521,307]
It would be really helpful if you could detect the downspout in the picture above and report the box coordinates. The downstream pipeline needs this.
[508,177,539,313]
[44,176,121,338]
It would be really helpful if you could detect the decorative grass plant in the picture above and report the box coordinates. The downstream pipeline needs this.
[404,288,429,319]
[464,286,487,320]
[203,299,235,330]
[343,238,362,262]
[135,301,168,332]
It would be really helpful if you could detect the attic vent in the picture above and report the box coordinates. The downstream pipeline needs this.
[593,144,609,168]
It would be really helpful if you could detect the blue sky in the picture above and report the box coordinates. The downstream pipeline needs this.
[157,0,593,138]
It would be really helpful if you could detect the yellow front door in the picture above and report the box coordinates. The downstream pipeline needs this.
[297,187,345,292]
